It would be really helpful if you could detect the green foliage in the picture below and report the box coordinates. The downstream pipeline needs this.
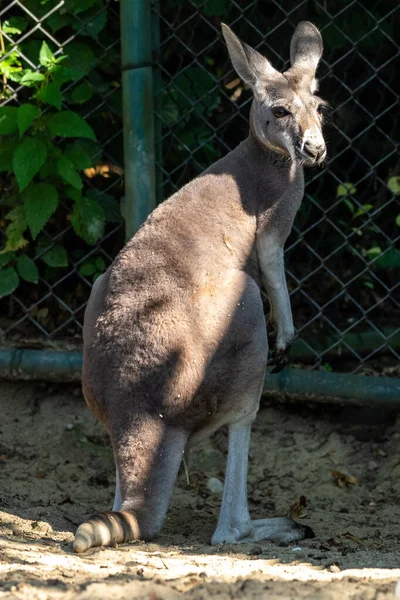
[0,25,121,297]
[47,111,96,140]
[0,107,18,134]
[70,196,105,245]
[22,183,59,240]
[57,156,83,189]
[79,255,105,281]
[1,206,29,253]
[16,255,39,283]
[13,137,48,191]
[39,41,55,67]
[17,104,40,137]
[374,249,400,270]
[387,177,400,195]
[41,244,69,267]
[173,68,220,117]
[0,267,19,298]
[0,140,18,171]
[0,0,397,323]
[70,82,94,104]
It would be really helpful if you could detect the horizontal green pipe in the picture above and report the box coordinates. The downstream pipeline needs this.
[0,349,82,382]
[264,368,400,407]
[0,348,399,408]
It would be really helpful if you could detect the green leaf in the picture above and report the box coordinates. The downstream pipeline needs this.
[387,176,400,195]
[396,214,400,228]
[78,258,97,276]
[353,204,373,219]
[3,17,28,35]
[16,255,39,283]
[322,361,333,372]
[0,206,28,254]
[0,252,16,269]
[0,140,18,171]
[57,155,83,189]
[17,104,39,137]
[174,68,220,117]
[95,256,105,271]
[50,64,81,85]
[1,223,28,253]
[72,6,107,37]
[0,267,19,298]
[64,143,92,170]
[343,198,355,214]
[47,12,70,34]
[13,137,48,191]
[46,111,96,140]
[22,182,59,240]
[65,0,98,14]
[95,193,122,223]
[70,197,105,245]
[375,249,400,270]
[366,246,382,260]
[20,70,46,86]
[63,42,96,73]
[0,106,18,135]
[35,81,63,109]
[70,82,94,104]
[65,187,82,202]
[161,90,180,125]
[337,182,357,198]
[38,160,57,179]
[6,205,26,223]
[41,244,68,267]
[39,41,55,67]
[54,55,68,65]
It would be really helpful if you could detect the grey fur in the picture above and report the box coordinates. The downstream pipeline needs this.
[73,21,326,553]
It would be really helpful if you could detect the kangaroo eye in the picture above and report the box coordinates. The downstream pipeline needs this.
[317,104,324,115]
[273,107,290,118]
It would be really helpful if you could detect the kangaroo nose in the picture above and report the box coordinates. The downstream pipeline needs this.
[304,139,325,156]
[303,139,326,161]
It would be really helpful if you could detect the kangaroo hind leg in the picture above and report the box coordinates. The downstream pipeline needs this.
[73,416,188,552]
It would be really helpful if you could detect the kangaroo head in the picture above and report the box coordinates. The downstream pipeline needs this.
[222,22,327,166]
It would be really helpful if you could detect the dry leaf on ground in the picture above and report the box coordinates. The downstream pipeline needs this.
[288,495,308,519]
[332,470,358,488]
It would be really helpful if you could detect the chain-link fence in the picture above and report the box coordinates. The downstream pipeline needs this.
[0,1,399,381]
[0,0,124,346]
[153,0,400,377]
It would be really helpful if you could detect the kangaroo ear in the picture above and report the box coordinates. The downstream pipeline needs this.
[290,21,323,75]
[222,23,279,87]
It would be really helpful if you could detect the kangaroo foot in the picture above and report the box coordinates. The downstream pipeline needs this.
[211,517,314,545]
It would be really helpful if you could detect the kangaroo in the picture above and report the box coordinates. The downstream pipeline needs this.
[73,21,327,553]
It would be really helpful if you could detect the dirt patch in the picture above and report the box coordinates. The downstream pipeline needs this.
[1,381,400,599]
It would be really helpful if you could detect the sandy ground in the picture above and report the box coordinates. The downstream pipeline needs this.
[1,380,400,599]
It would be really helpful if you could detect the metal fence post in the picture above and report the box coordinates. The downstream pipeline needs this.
[120,0,157,241]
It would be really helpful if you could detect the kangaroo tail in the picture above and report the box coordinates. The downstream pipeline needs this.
[73,510,140,553]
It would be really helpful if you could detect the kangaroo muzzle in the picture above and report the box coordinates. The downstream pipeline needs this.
[301,132,326,164]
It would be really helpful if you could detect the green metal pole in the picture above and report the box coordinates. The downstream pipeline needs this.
[151,0,163,206]
[120,0,157,241]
